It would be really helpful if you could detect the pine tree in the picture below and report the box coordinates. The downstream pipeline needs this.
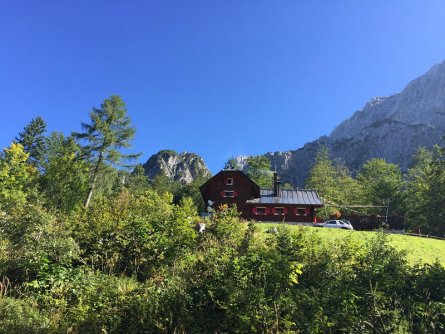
[73,95,140,208]
[15,116,47,167]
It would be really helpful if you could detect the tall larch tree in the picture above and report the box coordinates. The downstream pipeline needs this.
[73,95,140,208]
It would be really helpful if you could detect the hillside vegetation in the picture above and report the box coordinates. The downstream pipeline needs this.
[1,97,445,332]
[1,203,445,333]
[258,224,445,267]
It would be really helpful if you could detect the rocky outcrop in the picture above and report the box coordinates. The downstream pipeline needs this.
[261,60,445,187]
[143,150,211,184]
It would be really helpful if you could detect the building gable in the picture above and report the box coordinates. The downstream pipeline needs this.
[199,170,260,217]
[200,170,324,222]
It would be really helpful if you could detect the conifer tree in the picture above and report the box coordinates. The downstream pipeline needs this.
[73,95,140,208]
[15,116,47,167]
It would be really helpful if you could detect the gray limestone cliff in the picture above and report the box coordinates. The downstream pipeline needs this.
[143,150,211,184]
[258,60,445,186]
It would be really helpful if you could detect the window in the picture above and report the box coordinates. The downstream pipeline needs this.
[226,178,234,186]
[223,190,234,197]
[296,208,306,216]
[256,207,267,215]
[220,190,238,198]
[274,207,285,215]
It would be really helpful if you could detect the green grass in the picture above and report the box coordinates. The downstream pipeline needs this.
[256,223,445,267]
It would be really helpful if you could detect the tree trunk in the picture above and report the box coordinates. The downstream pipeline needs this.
[84,154,102,208]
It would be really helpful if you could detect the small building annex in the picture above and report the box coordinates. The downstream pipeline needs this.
[199,170,324,222]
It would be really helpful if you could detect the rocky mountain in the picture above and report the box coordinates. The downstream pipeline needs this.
[262,60,445,187]
[143,150,211,184]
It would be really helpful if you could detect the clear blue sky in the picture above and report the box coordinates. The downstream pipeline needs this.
[2,1,445,173]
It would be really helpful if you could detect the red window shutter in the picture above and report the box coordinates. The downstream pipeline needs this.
[293,208,297,215]
[220,191,225,197]
[305,208,311,215]
[265,208,270,215]
[234,191,238,197]
[252,207,257,214]
[284,208,288,215]
[271,208,276,214]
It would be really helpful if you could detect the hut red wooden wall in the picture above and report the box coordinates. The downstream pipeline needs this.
[200,170,260,218]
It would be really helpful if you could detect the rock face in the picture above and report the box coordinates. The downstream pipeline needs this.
[263,60,445,187]
[143,150,211,184]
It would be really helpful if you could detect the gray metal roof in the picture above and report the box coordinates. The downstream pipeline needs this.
[246,189,324,206]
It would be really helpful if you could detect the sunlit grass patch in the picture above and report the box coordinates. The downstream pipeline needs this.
[255,223,445,267]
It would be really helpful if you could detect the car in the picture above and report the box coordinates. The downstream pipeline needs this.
[315,219,354,230]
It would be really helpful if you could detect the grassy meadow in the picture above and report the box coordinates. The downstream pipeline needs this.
[256,223,445,267]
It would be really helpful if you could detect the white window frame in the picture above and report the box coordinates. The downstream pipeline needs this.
[223,190,235,198]
[226,178,234,186]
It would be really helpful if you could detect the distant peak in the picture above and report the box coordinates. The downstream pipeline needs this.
[143,149,211,184]
[157,149,178,156]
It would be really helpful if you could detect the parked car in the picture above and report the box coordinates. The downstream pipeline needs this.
[314,220,354,230]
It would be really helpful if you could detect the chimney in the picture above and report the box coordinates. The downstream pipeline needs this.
[273,172,281,197]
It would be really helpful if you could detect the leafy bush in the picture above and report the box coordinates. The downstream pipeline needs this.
[0,192,444,333]
[0,297,51,334]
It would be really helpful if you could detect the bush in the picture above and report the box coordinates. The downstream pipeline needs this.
[0,297,51,334]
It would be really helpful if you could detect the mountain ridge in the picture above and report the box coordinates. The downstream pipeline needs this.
[142,150,211,184]
[143,60,445,187]
[262,60,445,186]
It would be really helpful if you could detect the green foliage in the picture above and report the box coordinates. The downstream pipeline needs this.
[71,189,198,279]
[224,156,242,170]
[422,145,445,236]
[2,97,445,332]
[126,164,151,195]
[73,95,140,207]
[403,148,434,232]
[357,158,403,214]
[39,133,90,213]
[245,155,273,188]
[0,204,79,282]
[15,115,47,168]
[0,297,51,334]
[151,172,181,197]
[306,147,362,218]
[176,175,210,212]
[149,171,210,213]
[0,143,37,210]
[306,147,336,194]
[1,202,445,333]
